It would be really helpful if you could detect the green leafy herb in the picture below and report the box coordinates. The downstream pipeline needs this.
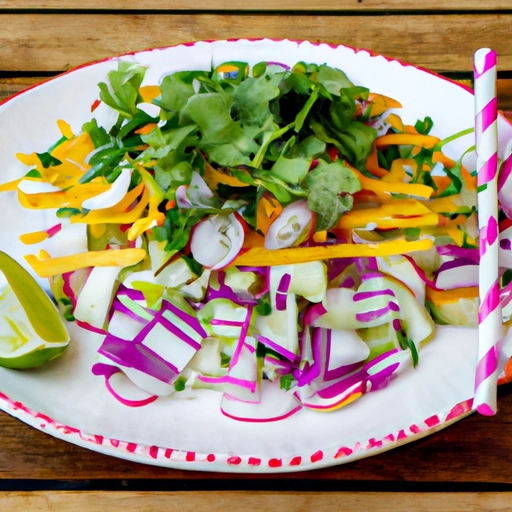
[98,61,147,118]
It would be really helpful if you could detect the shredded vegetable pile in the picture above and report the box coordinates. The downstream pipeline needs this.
[0,59,498,422]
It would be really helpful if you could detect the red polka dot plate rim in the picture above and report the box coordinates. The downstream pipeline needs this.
[0,39,511,473]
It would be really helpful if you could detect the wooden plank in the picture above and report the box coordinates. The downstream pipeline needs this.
[1,383,512,481]
[0,13,511,73]
[0,0,511,11]
[1,491,512,512]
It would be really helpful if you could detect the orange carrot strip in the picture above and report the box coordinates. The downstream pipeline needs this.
[375,134,440,149]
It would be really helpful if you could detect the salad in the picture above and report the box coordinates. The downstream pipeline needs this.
[0,58,507,423]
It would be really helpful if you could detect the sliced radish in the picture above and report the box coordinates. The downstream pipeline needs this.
[176,172,215,209]
[435,259,479,290]
[190,213,246,270]
[220,380,301,423]
[264,200,315,250]
[82,168,132,210]
[96,366,158,408]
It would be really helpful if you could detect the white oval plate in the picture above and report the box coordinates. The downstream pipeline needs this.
[0,39,511,473]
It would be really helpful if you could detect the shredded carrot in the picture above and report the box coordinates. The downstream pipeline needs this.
[365,144,388,178]
[165,199,176,210]
[426,286,479,305]
[134,123,158,135]
[25,248,147,278]
[349,164,434,200]
[256,195,282,235]
[386,113,405,132]
[375,134,440,149]
[202,161,249,191]
[232,239,433,267]
[368,93,402,118]
[243,229,265,249]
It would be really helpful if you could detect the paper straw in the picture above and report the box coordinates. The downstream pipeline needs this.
[473,48,503,416]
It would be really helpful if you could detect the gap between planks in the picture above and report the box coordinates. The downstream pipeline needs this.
[0,0,511,11]
[1,491,512,512]
[0,13,511,72]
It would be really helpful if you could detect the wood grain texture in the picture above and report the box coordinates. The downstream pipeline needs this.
[0,0,511,10]
[1,491,512,512]
[1,383,512,481]
[0,13,511,73]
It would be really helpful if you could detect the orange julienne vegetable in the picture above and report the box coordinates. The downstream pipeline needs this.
[374,133,440,149]
[232,239,433,267]
[426,286,479,305]
[367,93,402,118]
[25,248,147,278]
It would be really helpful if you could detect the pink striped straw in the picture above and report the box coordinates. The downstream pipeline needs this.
[473,48,503,416]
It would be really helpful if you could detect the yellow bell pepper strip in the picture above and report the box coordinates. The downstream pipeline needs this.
[256,195,283,235]
[126,165,165,241]
[25,248,147,278]
[381,158,417,183]
[71,184,149,225]
[57,119,74,139]
[202,160,250,191]
[386,113,405,132]
[422,196,459,213]
[51,132,94,169]
[134,123,158,135]
[367,93,402,117]
[232,238,433,267]
[0,251,69,343]
[139,85,161,104]
[0,178,22,193]
[374,134,440,150]
[17,182,111,210]
[365,144,388,178]
[426,286,479,305]
[349,164,434,200]
[20,231,49,245]
[336,200,439,230]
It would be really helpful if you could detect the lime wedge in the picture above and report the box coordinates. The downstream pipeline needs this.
[427,297,478,327]
[0,251,70,369]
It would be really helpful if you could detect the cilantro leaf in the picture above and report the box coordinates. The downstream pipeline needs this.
[98,60,147,118]
[310,65,353,96]
[279,374,297,391]
[141,125,197,159]
[36,152,62,168]
[157,71,205,114]
[82,118,111,148]
[233,73,282,128]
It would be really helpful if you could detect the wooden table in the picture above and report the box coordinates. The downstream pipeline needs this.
[2,2,512,510]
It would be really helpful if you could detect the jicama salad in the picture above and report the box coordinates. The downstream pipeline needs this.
[1,58,510,423]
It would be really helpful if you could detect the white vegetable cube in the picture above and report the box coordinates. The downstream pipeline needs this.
[142,322,198,372]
